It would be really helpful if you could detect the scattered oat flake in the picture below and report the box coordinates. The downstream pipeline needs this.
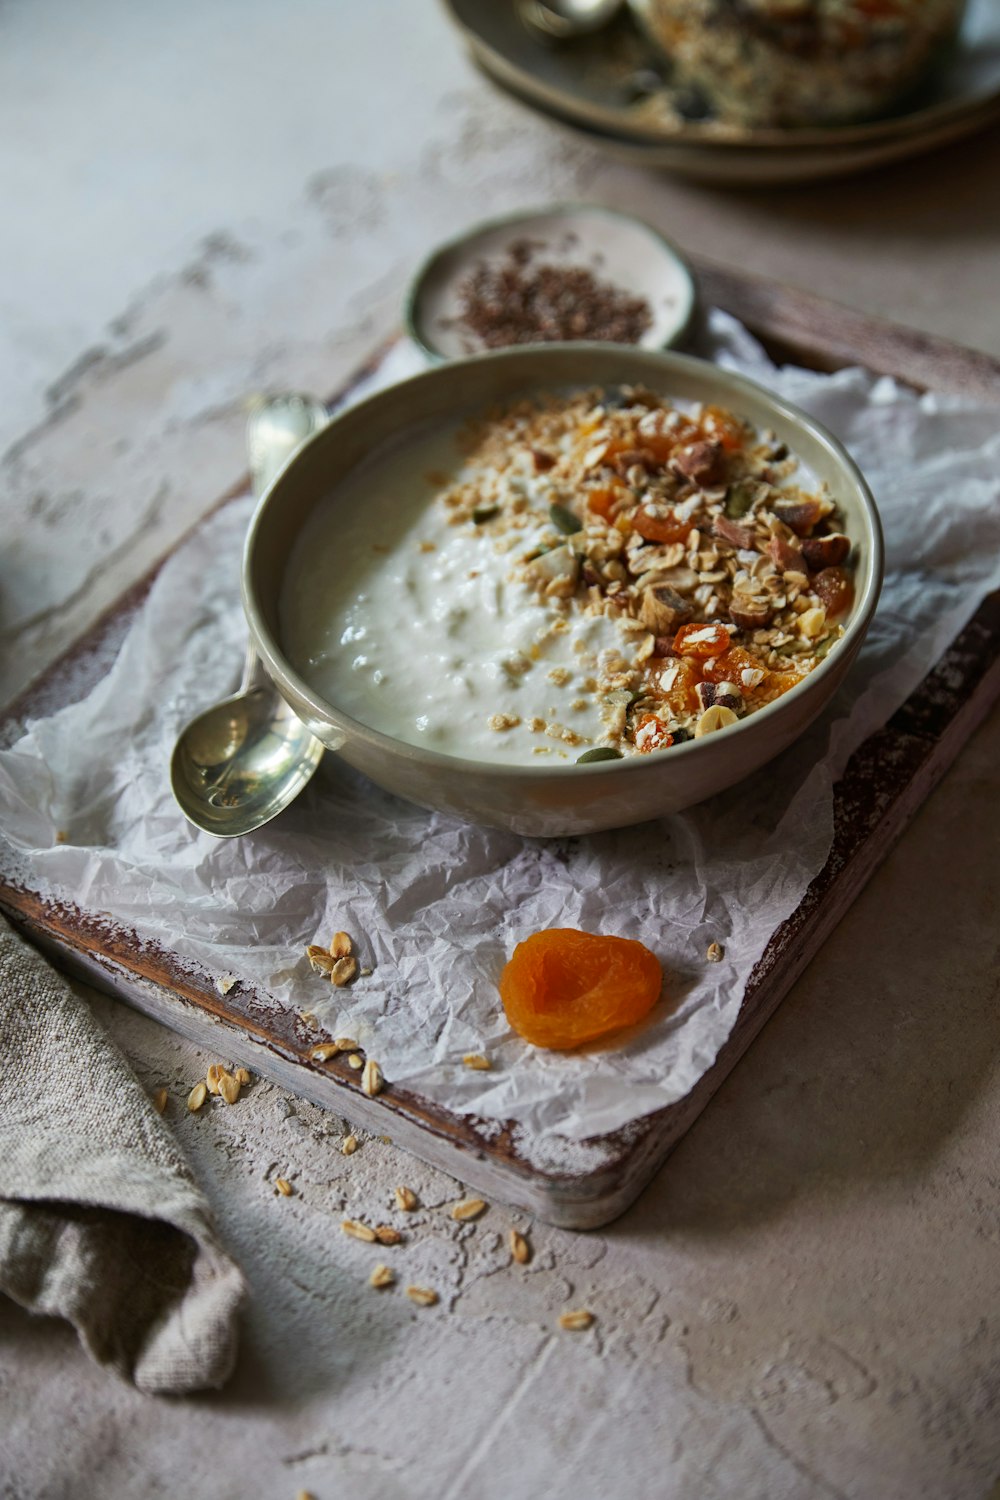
[361,1059,384,1096]
[347,1053,364,1070]
[559,1309,595,1331]
[152,1087,169,1115]
[187,1081,207,1113]
[342,1218,377,1242]
[395,1186,418,1212]
[235,1066,252,1086]
[335,1037,359,1051]
[206,1063,226,1096]
[510,1229,531,1264]
[462,1053,491,1071]
[342,1134,359,1156]
[707,941,724,963]
[306,944,336,976]
[275,1177,294,1197]
[310,1042,340,1063]
[407,1285,439,1307]
[374,1224,402,1246]
[369,1264,395,1290]
[331,955,358,987]
[330,931,353,958]
[360,967,373,978]
[451,1198,487,1222]
[298,1010,319,1029]
[219,1071,241,1105]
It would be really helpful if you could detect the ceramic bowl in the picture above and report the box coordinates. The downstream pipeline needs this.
[406,204,696,361]
[242,344,882,837]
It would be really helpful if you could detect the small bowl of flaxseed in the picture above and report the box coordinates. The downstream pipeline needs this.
[406,204,696,362]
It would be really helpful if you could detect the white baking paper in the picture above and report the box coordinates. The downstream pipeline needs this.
[2,314,999,1149]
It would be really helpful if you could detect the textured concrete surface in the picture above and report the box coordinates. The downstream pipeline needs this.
[2,3,1000,1497]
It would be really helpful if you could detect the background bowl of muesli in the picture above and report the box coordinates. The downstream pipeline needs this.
[243,343,883,836]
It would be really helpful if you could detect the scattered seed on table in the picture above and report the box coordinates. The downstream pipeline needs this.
[275,1177,294,1197]
[510,1229,531,1264]
[347,1054,363,1070]
[462,1053,491,1070]
[374,1225,402,1246]
[559,1309,595,1331]
[451,1198,487,1223]
[342,1219,376,1243]
[219,1071,240,1105]
[342,1134,358,1156]
[330,931,353,958]
[706,941,724,963]
[187,1081,207,1113]
[395,1186,418,1212]
[407,1285,438,1307]
[361,1059,384,1096]
[152,1088,168,1115]
[369,1264,395,1290]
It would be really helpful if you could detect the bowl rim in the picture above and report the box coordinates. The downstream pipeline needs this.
[403,202,698,363]
[242,342,884,783]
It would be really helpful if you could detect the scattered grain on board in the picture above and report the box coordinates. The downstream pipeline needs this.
[342,1134,359,1156]
[395,1186,418,1212]
[342,1218,377,1242]
[559,1309,595,1331]
[462,1053,492,1070]
[407,1285,439,1307]
[370,1264,395,1290]
[510,1229,532,1264]
[275,1177,295,1197]
[187,1081,207,1113]
[451,1198,487,1222]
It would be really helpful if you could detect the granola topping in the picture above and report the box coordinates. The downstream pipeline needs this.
[282,387,854,764]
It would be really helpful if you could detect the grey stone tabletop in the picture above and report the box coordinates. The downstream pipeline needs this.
[2,4,999,1497]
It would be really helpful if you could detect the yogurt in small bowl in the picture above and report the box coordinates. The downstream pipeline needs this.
[244,344,882,836]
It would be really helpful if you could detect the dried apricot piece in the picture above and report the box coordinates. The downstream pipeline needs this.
[500,929,663,1050]
[632,505,690,545]
[672,622,732,658]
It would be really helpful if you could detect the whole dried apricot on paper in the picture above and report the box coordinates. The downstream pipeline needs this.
[500,929,663,1050]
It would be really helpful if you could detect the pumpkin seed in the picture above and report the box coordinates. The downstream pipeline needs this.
[724,480,757,519]
[548,503,582,535]
[576,747,623,764]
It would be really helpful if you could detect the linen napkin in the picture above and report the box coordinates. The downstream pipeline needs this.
[0,913,245,1393]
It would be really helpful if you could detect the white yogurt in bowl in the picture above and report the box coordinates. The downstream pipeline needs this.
[280,381,856,771]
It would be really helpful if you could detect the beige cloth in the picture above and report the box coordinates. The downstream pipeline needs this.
[0,914,245,1393]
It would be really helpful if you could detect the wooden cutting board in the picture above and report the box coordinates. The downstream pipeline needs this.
[3,258,999,1229]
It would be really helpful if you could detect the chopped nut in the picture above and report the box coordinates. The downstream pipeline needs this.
[395,1186,418,1212]
[306,944,336,977]
[462,1053,492,1071]
[219,1071,241,1106]
[331,955,358,987]
[510,1229,531,1264]
[235,1066,252,1086]
[187,1081,207,1113]
[559,1309,595,1331]
[342,1218,376,1242]
[798,606,827,640]
[802,533,851,571]
[695,680,743,716]
[205,1063,226,1095]
[707,941,724,963]
[330,931,353,958]
[152,1088,168,1116]
[310,1042,341,1063]
[275,1177,294,1197]
[342,1134,358,1155]
[729,591,774,630]
[347,1053,364,1070]
[695,705,739,738]
[374,1225,403,1246]
[406,1285,439,1307]
[361,1059,384,1096]
[451,1198,487,1222]
[369,1264,395,1290]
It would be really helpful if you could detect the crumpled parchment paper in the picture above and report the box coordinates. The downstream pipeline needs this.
[2,314,999,1147]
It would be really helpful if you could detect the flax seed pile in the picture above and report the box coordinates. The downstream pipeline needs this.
[449,239,653,349]
[444,384,855,758]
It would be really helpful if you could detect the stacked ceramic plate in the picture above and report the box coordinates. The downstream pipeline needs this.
[442,0,1000,185]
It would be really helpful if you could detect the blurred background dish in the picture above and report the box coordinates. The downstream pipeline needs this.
[442,0,1000,181]
[406,204,696,360]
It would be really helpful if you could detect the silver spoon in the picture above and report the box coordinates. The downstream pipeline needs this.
[170,394,329,837]
[518,0,623,42]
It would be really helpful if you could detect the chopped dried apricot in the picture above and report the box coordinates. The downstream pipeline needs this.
[672,622,732,658]
[500,930,663,1049]
[587,486,619,520]
[632,506,690,545]
[648,654,702,716]
[633,713,674,752]
[699,404,746,453]
[701,645,768,686]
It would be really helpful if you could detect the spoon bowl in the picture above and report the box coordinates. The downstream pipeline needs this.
[170,394,329,837]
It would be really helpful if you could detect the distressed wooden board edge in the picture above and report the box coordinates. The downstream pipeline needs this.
[690,254,1000,401]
